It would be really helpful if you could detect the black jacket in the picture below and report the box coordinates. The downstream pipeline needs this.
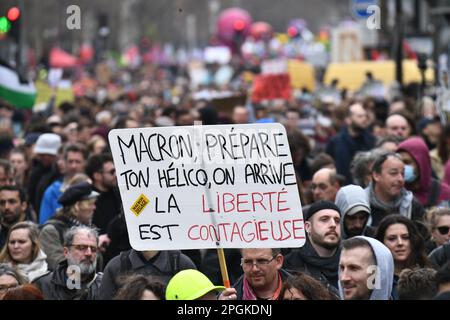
[429,243,450,269]
[233,268,291,300]
[325,127,376,183]
[99,249,196,300]
[283,239,341,296]
[33,260,102,300]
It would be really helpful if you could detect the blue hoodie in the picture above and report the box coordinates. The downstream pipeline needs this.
[338,236,394,300]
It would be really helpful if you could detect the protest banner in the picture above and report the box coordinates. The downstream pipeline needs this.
[109,123,305,252]
[251,74,292,103]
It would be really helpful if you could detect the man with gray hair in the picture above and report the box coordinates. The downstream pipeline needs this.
[33,226,102,300]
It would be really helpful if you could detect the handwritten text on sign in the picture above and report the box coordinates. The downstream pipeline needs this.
[108,124,305,250]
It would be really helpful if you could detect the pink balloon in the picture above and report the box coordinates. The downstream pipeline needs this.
[250,21,273,40]
[216,7,252,45]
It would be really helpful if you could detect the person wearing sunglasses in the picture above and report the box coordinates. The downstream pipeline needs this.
[425,208,450,253]
[33,226,102,300]
[233,248,291,300]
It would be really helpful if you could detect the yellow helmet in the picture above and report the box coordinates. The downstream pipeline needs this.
[165,269,225,300]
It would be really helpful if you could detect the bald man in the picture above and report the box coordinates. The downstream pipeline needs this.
[232,106,249,124]
[311,168,343,202]
[385,114,412,139]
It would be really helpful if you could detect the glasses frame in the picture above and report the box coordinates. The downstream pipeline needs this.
[240,255,278,269]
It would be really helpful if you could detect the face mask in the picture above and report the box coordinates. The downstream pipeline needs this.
[404,165,417,183]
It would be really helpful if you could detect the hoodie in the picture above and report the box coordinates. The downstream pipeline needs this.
[338,236,394,300]
[397,137,450,207]
[335,185,371,239]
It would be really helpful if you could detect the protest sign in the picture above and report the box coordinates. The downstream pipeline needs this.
[109,123,305,251]
[251,74,292,103]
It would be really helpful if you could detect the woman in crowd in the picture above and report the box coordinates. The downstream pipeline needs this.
[375,215,432,299]
[424,208,450,253]
[0,222,48,282]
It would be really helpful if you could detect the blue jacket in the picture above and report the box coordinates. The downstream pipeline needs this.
[39,180,63,224]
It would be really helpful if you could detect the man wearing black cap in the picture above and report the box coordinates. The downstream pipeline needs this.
[284,200,341,297]
[39,182,99,270]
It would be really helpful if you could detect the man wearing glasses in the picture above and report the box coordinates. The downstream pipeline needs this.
[233,248,291,300]
[33,226,102,300]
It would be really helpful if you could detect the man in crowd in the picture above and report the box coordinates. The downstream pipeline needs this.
[28,133,61,213]
[310,168,344,202]
[284,201,341,296]
[85,153,121,264]
[385,113,413,139]
[339,236,394,300]
[326,102,376,183]
[365,152,424,227]
[233,248,290,300]
[33,226,103,300]
[39,143,88,224]
[335,184,371,239]
[0,185,35,249]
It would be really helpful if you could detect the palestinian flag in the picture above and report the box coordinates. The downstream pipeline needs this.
[0,62,36,109]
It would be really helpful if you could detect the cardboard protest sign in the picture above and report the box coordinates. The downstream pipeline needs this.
[109,123,305,251]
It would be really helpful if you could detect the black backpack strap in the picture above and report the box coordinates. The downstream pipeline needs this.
[426,179,441,207]
[41,219,65,243]
[168,250,181,275]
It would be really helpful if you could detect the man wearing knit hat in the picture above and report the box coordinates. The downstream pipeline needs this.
[284,200,342,297]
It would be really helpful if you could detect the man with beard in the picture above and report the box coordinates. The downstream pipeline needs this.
[365,152,424,228]
[284,201,341,297]
[0,186,35,249]
[233,248,290,300]
[339,236,394,300]
[33,226,102,300]
[335,184,372,239]
[326,102,376,183]
[85,153,123,264]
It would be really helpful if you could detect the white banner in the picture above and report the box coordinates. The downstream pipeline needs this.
[109,123,305,251]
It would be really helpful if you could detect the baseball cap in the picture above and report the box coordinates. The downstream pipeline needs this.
[34,133,61,155]
[346,204,370,216]
[165,269,225,300]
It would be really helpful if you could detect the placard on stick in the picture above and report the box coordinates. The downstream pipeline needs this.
[109,123,305,251]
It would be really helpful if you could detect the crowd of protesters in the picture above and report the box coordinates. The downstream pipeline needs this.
[0,47,450,301]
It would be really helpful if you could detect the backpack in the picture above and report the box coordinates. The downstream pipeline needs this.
[118,249,181,276]
[39,219,67,243]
